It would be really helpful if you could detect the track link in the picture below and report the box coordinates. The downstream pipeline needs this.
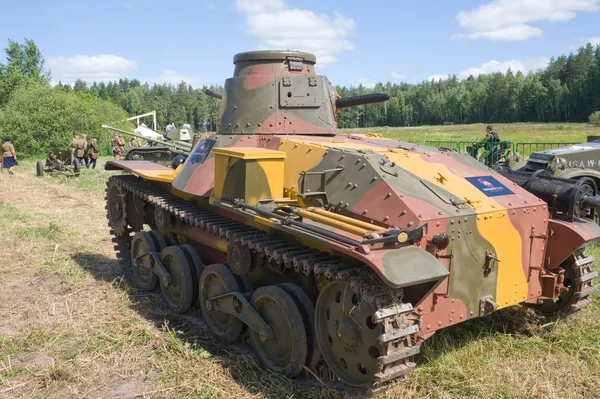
[106,174,421,392]
[565,251,598,316]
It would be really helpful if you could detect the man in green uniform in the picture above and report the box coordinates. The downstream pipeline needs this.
[478,125,501,166]
[86,136,99,168]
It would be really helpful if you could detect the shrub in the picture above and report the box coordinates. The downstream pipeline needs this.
[0,83,130,155]
[590,111,600,127]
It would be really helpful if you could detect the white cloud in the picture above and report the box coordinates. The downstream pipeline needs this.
[124,2,134,10]
[454,0,600,41]
[349,77,376,89]
[145,70,202,87]
[587,37,600,46]
[427,75,449,82]
[234,0,356,65]
[390,71,407,81]
[206,2,216,9]
[457,57,549,79]
[47,54,136,84]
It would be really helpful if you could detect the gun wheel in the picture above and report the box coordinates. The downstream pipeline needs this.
[130,231,159,291]
[315,281,384,388]
[106,178,128,236]
[36,160,44,177]
[160,246,194,314]
[249,286,307,377]
[199,264,244,343]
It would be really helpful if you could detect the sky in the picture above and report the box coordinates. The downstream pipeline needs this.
[1,0,599,88]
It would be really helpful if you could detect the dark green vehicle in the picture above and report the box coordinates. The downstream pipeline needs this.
[516,137,600,223]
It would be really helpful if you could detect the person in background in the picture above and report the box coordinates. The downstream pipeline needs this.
[70,135,80,158]
[75,133,87,165]
[112,135,125,160]
[86,136,99,169]
[2,137,18,175]
[480,125,500,143]
[478,125,501,167]
[129,136,141,148]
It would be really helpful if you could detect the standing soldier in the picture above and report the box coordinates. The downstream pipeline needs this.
[2,137,18,175]
[112,135,125,160]
[75,134,87,165]
[86,136,99,169]
[129,136,141,148]
[70,135,80,158]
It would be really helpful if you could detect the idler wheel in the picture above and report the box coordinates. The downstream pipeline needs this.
[159,246,194,314]
[249,286,307,377]
[227,241,252,275]
[315,281,384,387]
[199,264,244,343]
[278,283,321,371]
[130,231,159,291]
[106,179,128,236]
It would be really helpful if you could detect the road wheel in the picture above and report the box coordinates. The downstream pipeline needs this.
[250,285,307,377]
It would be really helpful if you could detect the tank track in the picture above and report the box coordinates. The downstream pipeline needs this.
[107,174,421,393]
[563,249,598,316]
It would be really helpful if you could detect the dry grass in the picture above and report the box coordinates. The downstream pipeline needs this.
[1,125,599,398]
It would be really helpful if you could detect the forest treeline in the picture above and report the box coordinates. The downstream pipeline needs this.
[1,38,600,155]
[55,42,600,130]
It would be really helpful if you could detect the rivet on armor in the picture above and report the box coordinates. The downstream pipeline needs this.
[383,216,389,221]
[408,221,414,227]
[345,203,349,207]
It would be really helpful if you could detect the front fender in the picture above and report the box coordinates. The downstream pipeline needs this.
[373,246,449,305]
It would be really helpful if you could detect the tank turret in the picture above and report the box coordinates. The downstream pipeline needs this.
[213,50,388,135]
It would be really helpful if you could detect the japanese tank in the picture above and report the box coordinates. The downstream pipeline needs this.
[104,50,600,392]
[102,123,197,167]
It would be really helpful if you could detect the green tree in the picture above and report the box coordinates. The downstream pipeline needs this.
[0,38,49,104]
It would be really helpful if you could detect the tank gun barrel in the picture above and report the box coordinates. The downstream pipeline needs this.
[101,125,190,156]
[205,89,223,99]
[335,93,390,109]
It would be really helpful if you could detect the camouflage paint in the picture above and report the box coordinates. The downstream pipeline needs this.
[108,50,599,336]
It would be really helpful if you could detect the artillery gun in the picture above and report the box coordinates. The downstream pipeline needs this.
[104,50,600,393]
[101,125,193,167]
[36,148,81,177]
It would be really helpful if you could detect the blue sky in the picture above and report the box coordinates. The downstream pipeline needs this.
[2,0,599,88]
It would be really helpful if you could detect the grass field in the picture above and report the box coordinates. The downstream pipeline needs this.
[347,122,600,146]
[1,124,599,398]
